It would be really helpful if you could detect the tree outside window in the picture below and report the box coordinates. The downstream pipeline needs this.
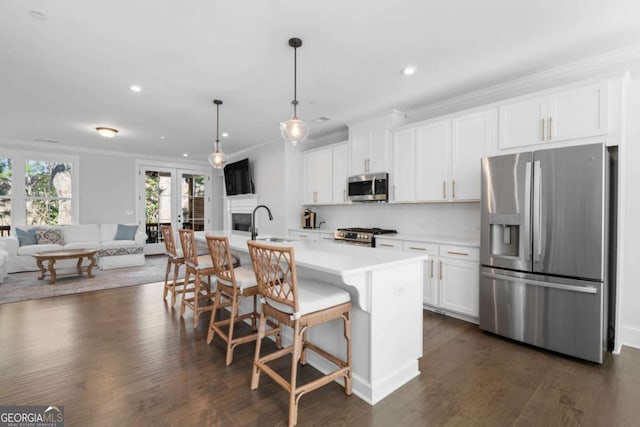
[25,161,72,225]
[0,158,11,227]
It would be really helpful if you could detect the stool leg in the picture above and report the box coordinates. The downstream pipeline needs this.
[163,257,171,299]
[344,311,352,396]
[207,287,222,345]
[225,293,239,366]
[180,270,190,318]
[250,312,267,390]
[171,261,181,307]
[193,274,201,329]
[289,320,303,427]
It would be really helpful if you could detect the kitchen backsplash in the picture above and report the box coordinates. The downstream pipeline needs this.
[310,202,480,238]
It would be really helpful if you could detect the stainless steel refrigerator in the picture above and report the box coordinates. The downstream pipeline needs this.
[479,143,616,363]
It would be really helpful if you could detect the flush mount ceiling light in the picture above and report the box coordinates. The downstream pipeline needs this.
[29,10,46,20]
[280,37,310,147]
[96,127,118,138]
[130,84,143,93]
[402,66,417,76]
[208,99,227,169]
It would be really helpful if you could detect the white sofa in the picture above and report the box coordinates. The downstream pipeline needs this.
[0,224,147,273]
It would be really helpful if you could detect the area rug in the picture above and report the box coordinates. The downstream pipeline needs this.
[0,255,169,304]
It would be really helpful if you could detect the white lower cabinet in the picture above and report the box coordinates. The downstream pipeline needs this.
[438,256,479,319]
[380,239,479,321]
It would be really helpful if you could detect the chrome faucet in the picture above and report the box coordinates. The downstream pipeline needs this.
[251,205,273,240]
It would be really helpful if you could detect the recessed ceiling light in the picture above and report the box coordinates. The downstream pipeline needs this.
[160,136,166,140]
[221,132,229,138]
[313,116,331,123]
[130,85,142,93]
[402,66,417,76]
[29,10,46,21]
[183,153,188,157]
[96,127,118,138]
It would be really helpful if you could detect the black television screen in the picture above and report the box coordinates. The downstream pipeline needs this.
[223,158,253,196]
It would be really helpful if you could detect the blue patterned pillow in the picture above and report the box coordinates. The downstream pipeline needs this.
[16,228,37,246]
[114,224,138,240]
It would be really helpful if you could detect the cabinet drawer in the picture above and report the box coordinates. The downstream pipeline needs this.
[375,238,402,251]
[318,233,336,243]
[439,245,479,261]
[402,241,438,254]
[291,232,317,242]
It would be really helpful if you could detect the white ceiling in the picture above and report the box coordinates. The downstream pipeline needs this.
[1,0,639,161]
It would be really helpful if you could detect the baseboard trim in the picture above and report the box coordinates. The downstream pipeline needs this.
[621,324,640,350]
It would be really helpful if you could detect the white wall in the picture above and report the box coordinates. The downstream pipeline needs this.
[310,203,480,239]
[621,69,640,349]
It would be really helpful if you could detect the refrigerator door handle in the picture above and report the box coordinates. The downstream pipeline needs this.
[481,271,598,294]
[533,160,542,263]
[524,161,532,261]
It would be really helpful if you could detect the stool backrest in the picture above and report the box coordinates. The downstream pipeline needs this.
[247,240,298,313]
[161,225,179,258]
[206,235,236,285]
[178,229,198,268]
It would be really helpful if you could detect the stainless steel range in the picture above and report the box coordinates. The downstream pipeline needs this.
[334,227,397,247]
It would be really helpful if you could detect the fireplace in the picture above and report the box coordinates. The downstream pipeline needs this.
[231,213,252,232]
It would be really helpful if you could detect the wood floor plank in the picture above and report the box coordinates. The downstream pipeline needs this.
[1,281,639,426]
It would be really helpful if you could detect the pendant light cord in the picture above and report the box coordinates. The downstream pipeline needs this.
[216,103,220,144]
[293,45,298,116]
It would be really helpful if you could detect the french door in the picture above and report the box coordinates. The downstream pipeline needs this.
[138,165,211,255]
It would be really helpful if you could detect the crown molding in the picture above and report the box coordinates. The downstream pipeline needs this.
[0,137,209,166]
[406,44,640,123]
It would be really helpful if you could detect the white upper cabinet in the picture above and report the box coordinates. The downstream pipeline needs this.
[499,80,610,150]
[548,82,610,142]
[303,147,332,205]
[303,142,348,205]
[450,109,494,201]
[391,109,492,203]
[349,112,403,175]
[391,128,416,202]
[332,143,349,204]
[415,120,450,202]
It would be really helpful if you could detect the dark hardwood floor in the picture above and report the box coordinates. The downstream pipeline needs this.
[1,282,638,426]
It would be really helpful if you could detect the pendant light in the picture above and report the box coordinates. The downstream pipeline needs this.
[280,37,310,146]
[208,99,226,169]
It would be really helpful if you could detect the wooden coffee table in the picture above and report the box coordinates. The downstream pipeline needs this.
[33,249,99,284]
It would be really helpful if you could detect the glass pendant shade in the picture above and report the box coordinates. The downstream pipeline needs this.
[208,148,226,169]
[280,114,310,146]
[208,99,226,169]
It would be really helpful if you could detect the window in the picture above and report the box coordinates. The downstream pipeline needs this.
[24,160,73,225]
[0,158,11,235]
[0,150,78,226]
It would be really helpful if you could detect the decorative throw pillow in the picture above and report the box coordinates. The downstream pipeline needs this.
[34,227,64,245]
[16,228,38,246]
[114,224,138,241]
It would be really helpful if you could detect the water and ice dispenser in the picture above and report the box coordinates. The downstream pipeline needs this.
[488,214,520,258]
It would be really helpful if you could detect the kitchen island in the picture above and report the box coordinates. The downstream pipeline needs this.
[196,231,428,405]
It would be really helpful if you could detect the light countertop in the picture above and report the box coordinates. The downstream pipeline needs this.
[197,230,428,276]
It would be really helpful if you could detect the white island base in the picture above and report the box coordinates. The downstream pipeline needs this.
[198,233,427,405]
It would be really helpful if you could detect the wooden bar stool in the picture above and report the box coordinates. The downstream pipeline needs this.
[247,240,352,427]
[205,235,280,366]
[160,225,186,306]
[178,229,216,329]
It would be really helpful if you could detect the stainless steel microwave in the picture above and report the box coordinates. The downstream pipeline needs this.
[347,172,389,202]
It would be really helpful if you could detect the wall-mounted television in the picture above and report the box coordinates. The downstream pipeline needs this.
[223,158,253,196]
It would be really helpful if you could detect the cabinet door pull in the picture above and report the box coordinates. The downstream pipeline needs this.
[298,234,308,238]
[379,243,394,247]
[443,181,446,199]
[548,116,552,140]
[447,251,469,256]
[343,189,346,202]
[452,180,456,199]
[408,246,427,251]
[430,259,434,278]
[541,118,545,141]
[439,261,443,280]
